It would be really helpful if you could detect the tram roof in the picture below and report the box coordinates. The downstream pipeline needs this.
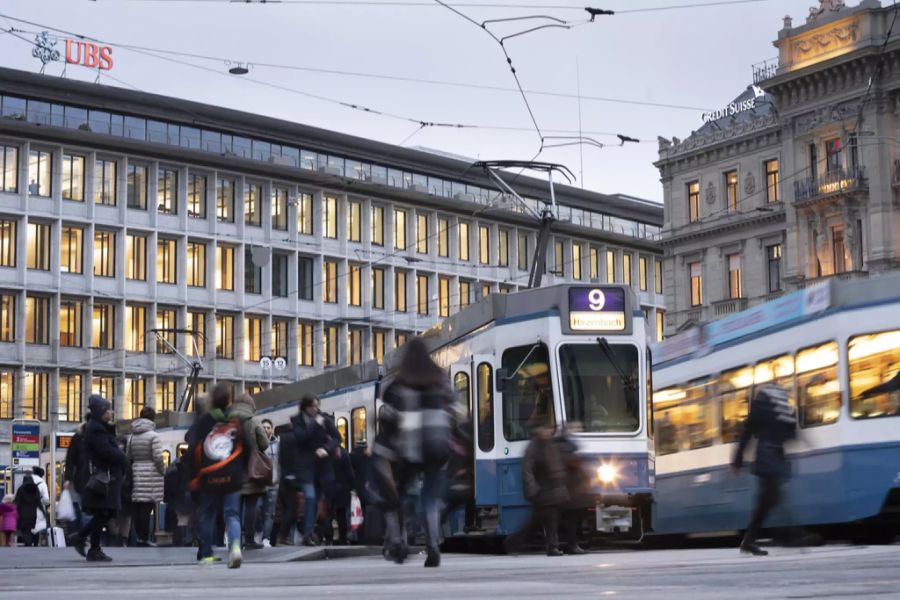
[653,274,900,367]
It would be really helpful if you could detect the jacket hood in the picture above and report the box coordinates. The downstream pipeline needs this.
[228,401,255,420]
[131,418,156,434]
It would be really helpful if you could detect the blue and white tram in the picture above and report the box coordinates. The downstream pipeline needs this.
[155,284,655,539]
[651,275,900,540]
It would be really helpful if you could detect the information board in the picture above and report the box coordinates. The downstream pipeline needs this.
[11,420,40,468]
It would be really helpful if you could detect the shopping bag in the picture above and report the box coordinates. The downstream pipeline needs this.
[57,489,76,522]
[350,492,364,530]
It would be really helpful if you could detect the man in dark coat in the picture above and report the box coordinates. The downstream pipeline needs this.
[291,394,339,545]
[69,395,128,561]
[556,426,591,555]
[276,427,302,545]
[63,414,91,535]
[320,445,355,545]
[732,383,796,556]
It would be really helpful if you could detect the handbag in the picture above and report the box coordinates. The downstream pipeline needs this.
[86,469,112,495]
[248,448,273,486]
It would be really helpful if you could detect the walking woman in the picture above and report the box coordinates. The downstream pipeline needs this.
[128,406,165,546]
[14,474,43,546]
[229,394,269,550]
[70,395,128,561]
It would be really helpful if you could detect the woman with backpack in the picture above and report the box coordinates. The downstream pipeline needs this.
[228,394,269,550]
[14,474,43,546]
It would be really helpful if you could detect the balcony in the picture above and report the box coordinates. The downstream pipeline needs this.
[752,58,779,83]
[713,297,748,316]
[793,166,866,204]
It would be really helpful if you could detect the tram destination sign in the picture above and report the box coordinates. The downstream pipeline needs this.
[568,287,627,332]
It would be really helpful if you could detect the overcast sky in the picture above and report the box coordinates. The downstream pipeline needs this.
[0,0,823,202]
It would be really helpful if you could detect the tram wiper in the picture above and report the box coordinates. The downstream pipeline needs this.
[597,337,636,391]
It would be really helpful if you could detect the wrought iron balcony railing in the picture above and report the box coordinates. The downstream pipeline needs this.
[793,166,867,202]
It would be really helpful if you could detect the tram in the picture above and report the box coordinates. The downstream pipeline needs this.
[651,275,900,541]
[156,283,655,539]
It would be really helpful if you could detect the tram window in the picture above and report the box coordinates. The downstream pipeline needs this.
[646,349,654,439]
[720,366,754,444]
[796,341,841,427]
[476,362,494,452]
[501,343,551,442]
[454,372,471,419]
[161,450,171,469]
[176,442,188,461]
[652,379,715,455]
[337,416,349,449]
[559,343,639,433]
[351,408,367,446]
[849,330,900,419]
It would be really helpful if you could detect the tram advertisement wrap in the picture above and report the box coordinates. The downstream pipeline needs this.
[568,287,626,331]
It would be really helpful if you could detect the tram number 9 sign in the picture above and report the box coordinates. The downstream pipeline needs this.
[568,287,627,332]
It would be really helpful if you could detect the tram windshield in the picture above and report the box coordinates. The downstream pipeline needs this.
[559,343,640,433]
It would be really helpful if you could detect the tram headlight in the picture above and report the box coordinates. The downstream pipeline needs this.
[597,463,618,484]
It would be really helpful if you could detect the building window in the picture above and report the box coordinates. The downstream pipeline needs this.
[27,221,51,271]
[623,253,633,286]
[395,331,409,348]
[372,267,385,310]
[0,219,15,267]
[725,170,738,212]
[606,249,615,283]
[187,310,206,357]
[298,193,313,235]
[92,303,115,349]
[348,263,362,306]
[348,201,362,243]
[373,330,386,365]
[298,320,314,366]
[187,241,206,287]
[833,227,847,274]
[416,213,428,254]
[217,177,235,222]
[498,229,509,267]
[479,225,490,265]
[0,145,17,193]
[482,283,491,299]
[395,270,407,312]
[124,377,145,420]
[127,163,147,209]
[371,205,384,246]
[809,143,818,181]
[825,138,842,173]
[351,407,367,445]
[458,222,470,261]
[554,240,564,276]
[323,195,338,239]
[728,254,742,299]
[61,225,84,274]
[245,247,261,295]
[349,328,363,365]
[25,294,50,344]
[91,375,114,406]
[517,232,528,271]
[28,150,51,197]
[126,233,147,281]
[323,260,338,303]
[0,293,13,342]
[23,371,49,421]
[639,256,648,291]
[272,188,288,231]
[59,373,83,422]
[59,298,83,347]
[572,243,582,281]
[394,208,407,250]
[298,256,313,301]
[157,379,177,413]
[765,159,780,203]
[690,262,703,307]
[0,371,12,419]
[125,304,146,352]
[439,276,450,317]
[767,244,782,293]
[688,181,700,223]
[94,158,116,205]
[188,173,206,218]
[323,325,338,367]
[656,311,664,342]
[62,154,85,201]
[460,280,470,309]
[272,318,288,358]
[244,315,263,362]
[216,244,235,291]
[244,183,262,226]
[438,217,449,257]
[94,230,115,278]
[156,307,176,354]
[216,313,235,359]
[655,259,663,294]
[157,238,177,284]
[272,252,288,297]
[417,274,429,315]
[589,247,599,280]
[158,167,178,214]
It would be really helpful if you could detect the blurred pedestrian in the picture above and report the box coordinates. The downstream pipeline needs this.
[229,394,269,550]
[27,466,51,545]
[69,395,128,561]
[14,475,43,547]
[63,414,92,536]
[374,338,453,568]
[164,447,195,547]
[321,444,355,545]
[188,383,247,568]
[276,427,302,545]
[0,493,16,546]
[257,418,280,547]
[110,435,134,547]
[291,394,339,546]
[128,406,165,547]
[556,424,591,555]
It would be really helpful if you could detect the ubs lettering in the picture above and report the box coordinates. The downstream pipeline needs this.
[65,39,114,71]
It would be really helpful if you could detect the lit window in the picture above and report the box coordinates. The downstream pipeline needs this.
[272,318,288,358]
[62,154,85,201]
[482,283,491,299]
[728,254,742,299]
[127,163,147,209]
[126,233,147,281]
[725,170,738,212]
[438,217,449,257]
[323,260,338,303]
[244,315,263,362]
[124,377,145,420]
[417,274,429,316]
[94,230,115,278]
[372,267,385,310]
[554,240,564,276]
[187,311,206,357]
[349,328,363,365]
[0,370,13,419]
[623,253,633,286]
[23,371,49,421]
[765,159,780,203]
[459,222,470,262]
[216,313,235,359]
[272,188,288,231]
[351,407,367,445]
[348,201,362,242]
[417,213,428,254]
[849,330,900,419]
[656,311,664,342]
[157,238,177,284]
[156,379,177,413]
[572,244,582,281]
[156,307,176,354]
[439,276,450,317]
[498,229,509,267]
[27,221,51,271]
[371,205,384,246]
[394,208,407,250]
[639,256,648,291]
[59,373,82,422]
[298,320,314,367]
[590,247,599,280]
[158,167,178,214]
[91,375,114,402]
[688,181,700,223]
[0,145,18,193]
[459,280,470,309]
[245,183,262,226]
[28,150,51,197]
[689,262,703,306]
[606,249,615,283]
[324,325,338,367]
[94,158,116,205]
[323,195,338,239]
[61,225,83,274]
[767,244,782,293]
[517,232,528,271]
[479,225,490,265]
[187,241,206,287]
[655,259,663,294]
[348,263,362,306]
[188,173,206,218]
[0,219,16,267]
[0,293,14,342]
[395,331,408,348]
[25,294,50,344]
[59,297,83,347]
[125,303,147,352]
[217,177,235,222]
[92,303,115,349]
[373,330,386,365]
[825,138,842,174]
[216,244,235,291]
[395,270,408,312]
[797,341,840,427]
[298,193,313,235]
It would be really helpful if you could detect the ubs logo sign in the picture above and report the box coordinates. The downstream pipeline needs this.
[32,31,114,72]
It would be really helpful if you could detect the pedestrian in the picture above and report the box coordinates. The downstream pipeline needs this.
[732,383,797,556]
[128,406,165,547]
[228,394,269,550]
[556,424,591,555]
[321,444,355,545]
[27,466,51,545]
[0,493,16,546]
[257,418,280,547]
[109,435,134,547]
[69,394,129,561]
[63,414,92,536]
[276,426,302,545]
[163,451,194,547]
[373,338,453,568]
[291,394,340,546]
[14,476,43,547]
[188,383,247,568]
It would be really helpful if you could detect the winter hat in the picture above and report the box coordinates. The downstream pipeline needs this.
[31,466,44,478]
[88,394,111,421]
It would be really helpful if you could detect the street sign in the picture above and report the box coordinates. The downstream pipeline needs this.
[273,356,287,371]
[11,420,40,468]
[259,356,273,371]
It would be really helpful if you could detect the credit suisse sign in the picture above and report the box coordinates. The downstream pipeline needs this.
[32,31,114,71]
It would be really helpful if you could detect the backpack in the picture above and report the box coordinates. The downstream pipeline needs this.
[190,417,245,492]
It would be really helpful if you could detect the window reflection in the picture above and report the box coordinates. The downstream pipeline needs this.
[849,331,900,419]
[796,342,840,427]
